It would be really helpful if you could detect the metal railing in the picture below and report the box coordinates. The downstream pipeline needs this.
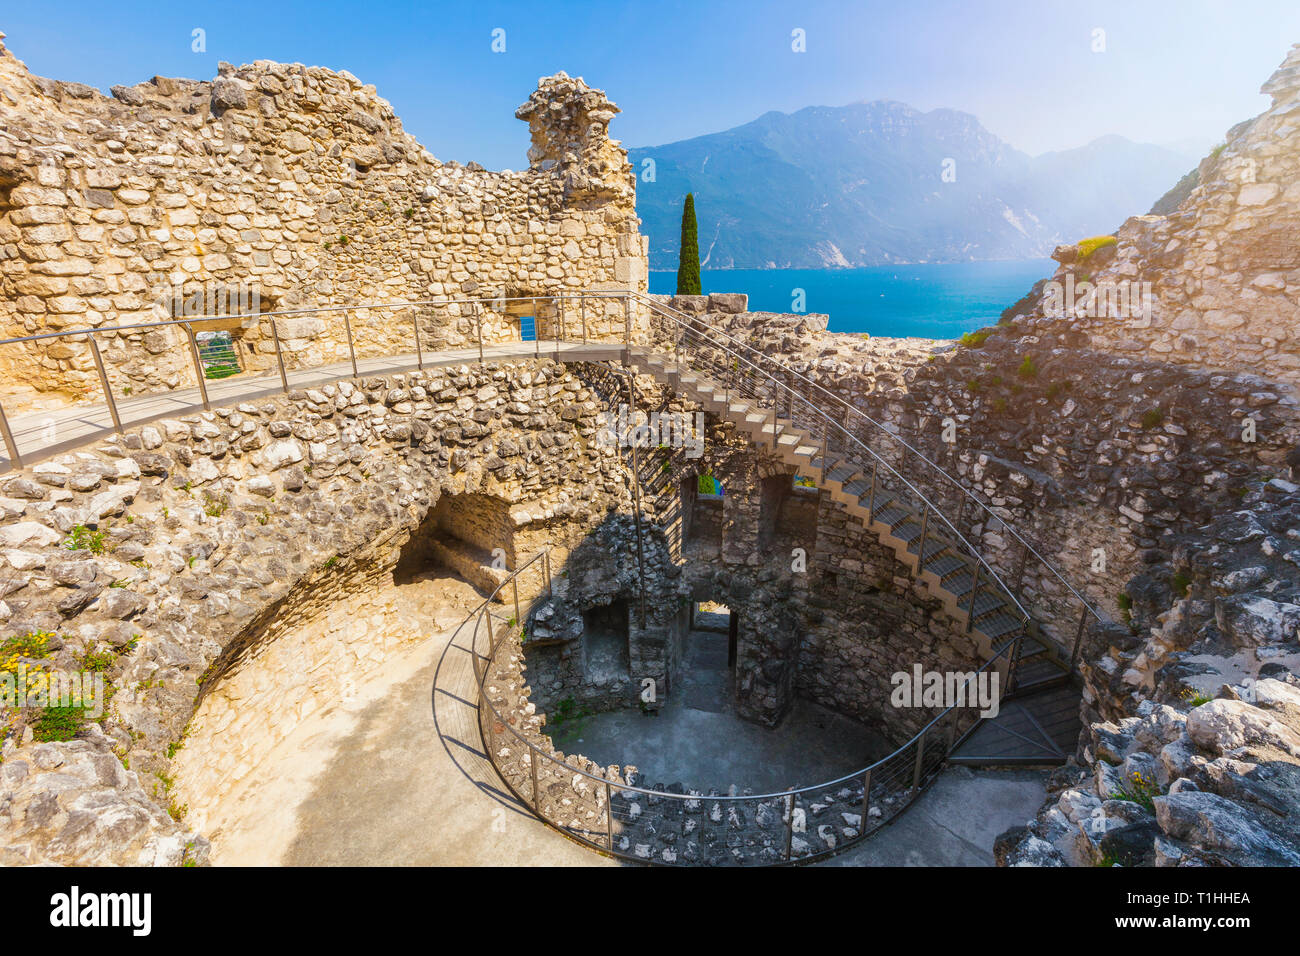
[0,284,1104,660]
[472,548,1026,866]
[629,291,1107,668]
[0,291,640,470]
[0,282,1107,861]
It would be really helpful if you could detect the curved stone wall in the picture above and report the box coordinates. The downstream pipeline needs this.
[0,357,633,863]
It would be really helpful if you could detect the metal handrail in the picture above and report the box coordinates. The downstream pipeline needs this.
[0,291,636,469]
[0,284,1103,651]
[631,290,1107,628]
[471,546,1025,865]
[636,303,1034,628]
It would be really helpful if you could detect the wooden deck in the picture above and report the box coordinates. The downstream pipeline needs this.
[948,681,1082,767]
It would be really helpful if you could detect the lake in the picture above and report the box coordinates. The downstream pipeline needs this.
[649,260,1055,339]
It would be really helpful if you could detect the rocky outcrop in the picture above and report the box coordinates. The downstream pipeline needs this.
[999,485,1300,867]
[1002,44,1300,387]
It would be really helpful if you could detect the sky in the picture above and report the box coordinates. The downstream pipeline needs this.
[2,0,1297,168]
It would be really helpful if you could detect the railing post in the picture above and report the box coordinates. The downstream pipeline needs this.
[475,301,484,363]
[964,563,983,633]
[183,323,211,411]
[867,462,878,520]
[86,331,123,434]
[341,306,359,378]
[911,729,927,794]
[0,399,23,470]
[859,770,872,835]
[530,747,540,809]
[1007,626,1025,694]
[270,316,289,394]
[512,575,521,627]
[623,293,631,349]
[543,550,552,598]
[412,308,424,370]
[533,296,540,359]
[605,781,614,850]
[784,792,795,862]
[1010,538,1029,593]
[917,503,930,570]
[818,420,829,484]
[580,296,588,345]
[1070,602,1088,672]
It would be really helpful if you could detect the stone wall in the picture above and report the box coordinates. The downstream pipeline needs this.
[699,304,1299,642]
[0,34,648,404]
[1004,45,1300,387]
[0,356,635,864]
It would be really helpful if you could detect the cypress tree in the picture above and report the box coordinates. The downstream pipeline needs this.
[676,193,701,296]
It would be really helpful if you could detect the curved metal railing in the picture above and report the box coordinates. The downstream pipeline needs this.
[471,547,1027,866]
[0,282,1106,861]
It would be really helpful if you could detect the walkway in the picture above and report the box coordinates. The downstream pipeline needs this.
[949,682,1082,766]
[218,601,1045,866]
[0,340,623,471]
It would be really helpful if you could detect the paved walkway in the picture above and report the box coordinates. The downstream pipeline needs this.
[252,609,1045,866]
[1,340,624,471]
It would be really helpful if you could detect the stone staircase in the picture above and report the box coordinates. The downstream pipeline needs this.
[627,346,1073,704]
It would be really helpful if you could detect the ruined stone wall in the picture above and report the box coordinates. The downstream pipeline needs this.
[795,493,984,737]
[1006,45,1300,387]
[0,33,648,403]
[701,304,1299,642]
[0,357,635,864]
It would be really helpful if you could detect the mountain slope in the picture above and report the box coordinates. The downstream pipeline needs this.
[629,102,1192,270]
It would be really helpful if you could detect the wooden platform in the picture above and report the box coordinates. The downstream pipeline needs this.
[948,681,1082,767]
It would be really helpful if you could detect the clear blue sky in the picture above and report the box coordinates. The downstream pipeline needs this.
[3,1,1297,167]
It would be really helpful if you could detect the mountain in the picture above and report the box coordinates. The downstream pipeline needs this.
[628,102,1194,270]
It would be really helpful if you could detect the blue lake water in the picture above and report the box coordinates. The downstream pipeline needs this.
[649,260,1055,339]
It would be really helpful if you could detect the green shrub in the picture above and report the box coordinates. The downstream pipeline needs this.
[32,704,88,742]
[1076,235,1117,259]
[1140,407,1164,429]
[1017,355,1038,379]
[1110,770,1163,813]
[1172,571,1191,597]
[958,328,994,349]
[64,524,109,554]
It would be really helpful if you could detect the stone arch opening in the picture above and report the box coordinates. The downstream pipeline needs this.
[582,598,631,683]
[393,490,516,593]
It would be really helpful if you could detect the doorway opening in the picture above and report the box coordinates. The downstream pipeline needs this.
[583,599,631,683]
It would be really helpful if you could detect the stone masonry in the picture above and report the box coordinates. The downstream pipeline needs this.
[0,33,648,404]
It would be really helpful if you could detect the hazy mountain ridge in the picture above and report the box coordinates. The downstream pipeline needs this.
[629,101,1194,270]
